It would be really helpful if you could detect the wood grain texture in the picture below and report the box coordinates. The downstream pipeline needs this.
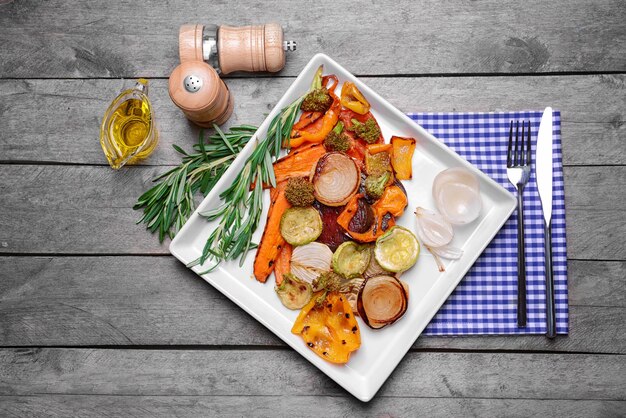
[1,348,624,400]
[0,75,624,166]
[1,165,624,259]
[0,0,624,78]
[1,396,624,418]
[1,256,623,352]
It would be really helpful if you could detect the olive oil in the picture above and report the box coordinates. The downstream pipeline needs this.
[100,79,158,169]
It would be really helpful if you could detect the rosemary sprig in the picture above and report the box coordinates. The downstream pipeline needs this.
[192,66,324,272]
[134,125,257,242]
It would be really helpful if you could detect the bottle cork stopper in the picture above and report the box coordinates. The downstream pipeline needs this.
[168,60,233,126]
[218,23,285,74]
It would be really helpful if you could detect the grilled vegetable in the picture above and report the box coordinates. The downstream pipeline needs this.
[301,88,333,113]
[274,243,292,286]
[332,241,371,278]
[340,81,370,115]
[285,177,315,207]
[291,242,333,285]
[270,143,326,188]
[348,117,381,144]
[291,292,361,364]
[357,275,408,329]
[323,122,350,152]
[337,194,395,243]
[312,152,360,207]
[313,202,350,252]
[275,273,313,310]
[390,136,416,180]
[253,182,291,282]
[374,226,420,273]
[365,149,392,177]
[364,172,391,200]
[280,207,323,246]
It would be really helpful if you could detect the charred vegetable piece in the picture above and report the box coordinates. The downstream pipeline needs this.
[313,202,350,252]
[337,194,396,243]
[285,177,315,207]
[313,270,344,293]
[391,136,416,180]
[332,241,371,278]
[275,273,313,310]
[364,172,391,200]
[348,197,375,233]
[274,243,292,286]
[291,242,333,285]
[367,143,393,154]
[280,207,323,246]
[312,152,360,207]
[348,118,381,144]
[373,184,408,218]
[269,143,326,188]
[290,98,341,149]
[374,226,420,273]
[357,275,408,329]
[365,150,392,177]
[301,88,332,113]
[253,182,291,282]
[340,81,370,115]
[291,292,361,364]
[323,122,350,152]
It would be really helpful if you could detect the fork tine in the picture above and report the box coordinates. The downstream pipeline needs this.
[518,121,526,165]
[514,121,520,165]
[526,120,531,165]
[507,121,513,166]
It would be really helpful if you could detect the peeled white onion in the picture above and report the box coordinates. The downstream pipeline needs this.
[291,242,333,285]
[428,244,463,260]
[433,167,482,225]
[414,207,454,248]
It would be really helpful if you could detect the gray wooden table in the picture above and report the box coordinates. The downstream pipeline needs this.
[1,1,625,416]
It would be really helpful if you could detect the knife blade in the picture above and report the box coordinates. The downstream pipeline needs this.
[535,107,556,338]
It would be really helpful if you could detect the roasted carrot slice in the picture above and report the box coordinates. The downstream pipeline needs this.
[253,182,291,282]
[274,243,292,286]
[270,143,326,187]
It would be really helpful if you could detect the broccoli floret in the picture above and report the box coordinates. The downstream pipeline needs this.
[285,177,315,207]
[324,131,350,152]
[348,118,380,144]
[364,172,391,200]
[301,88,332,112]
[314,271,343,292]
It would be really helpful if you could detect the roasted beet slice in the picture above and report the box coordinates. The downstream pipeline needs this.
[348,198,375,233]
[314,201,350,252]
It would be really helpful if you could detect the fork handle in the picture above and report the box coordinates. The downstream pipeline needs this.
[544,220,557,338]
[516,188,527,327]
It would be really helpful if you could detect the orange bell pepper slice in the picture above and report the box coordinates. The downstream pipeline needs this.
[336,194,395,242]
[340,81,370,115]
[391,136,416,180]
[292,292,360,364]
[289,97,341,148]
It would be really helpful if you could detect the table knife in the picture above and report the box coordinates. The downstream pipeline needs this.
[535,107,556,338]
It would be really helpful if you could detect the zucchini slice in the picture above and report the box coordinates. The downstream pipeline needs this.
[332,241,371,278]
[280,207,323,246]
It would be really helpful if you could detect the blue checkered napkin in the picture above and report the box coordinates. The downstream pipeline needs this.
[406,111,568,335]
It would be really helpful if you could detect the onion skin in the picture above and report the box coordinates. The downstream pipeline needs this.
[312,152,360,207]
[291,242,333,284]
[357,275,408,329]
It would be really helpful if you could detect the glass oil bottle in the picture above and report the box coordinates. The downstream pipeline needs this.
[100,79,158,169]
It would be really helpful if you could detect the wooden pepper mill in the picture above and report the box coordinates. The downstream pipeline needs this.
[168,23,296,127]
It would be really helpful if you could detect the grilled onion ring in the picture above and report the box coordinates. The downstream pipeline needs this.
[312,152,360,207]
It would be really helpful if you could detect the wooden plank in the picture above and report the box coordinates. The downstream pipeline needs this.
[0,76,624,166]
[1,395,624,418]
[0,0,624,78]
[0,165,624,259]
[1,256,623,353]
[0,348,624,400]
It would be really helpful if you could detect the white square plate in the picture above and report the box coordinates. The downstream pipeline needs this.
[170,53,516,401]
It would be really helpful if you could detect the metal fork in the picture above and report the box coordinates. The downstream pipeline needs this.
[507,121,531,328]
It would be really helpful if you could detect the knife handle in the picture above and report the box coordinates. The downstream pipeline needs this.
[544,220,556,338]
[516,191,527,327]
